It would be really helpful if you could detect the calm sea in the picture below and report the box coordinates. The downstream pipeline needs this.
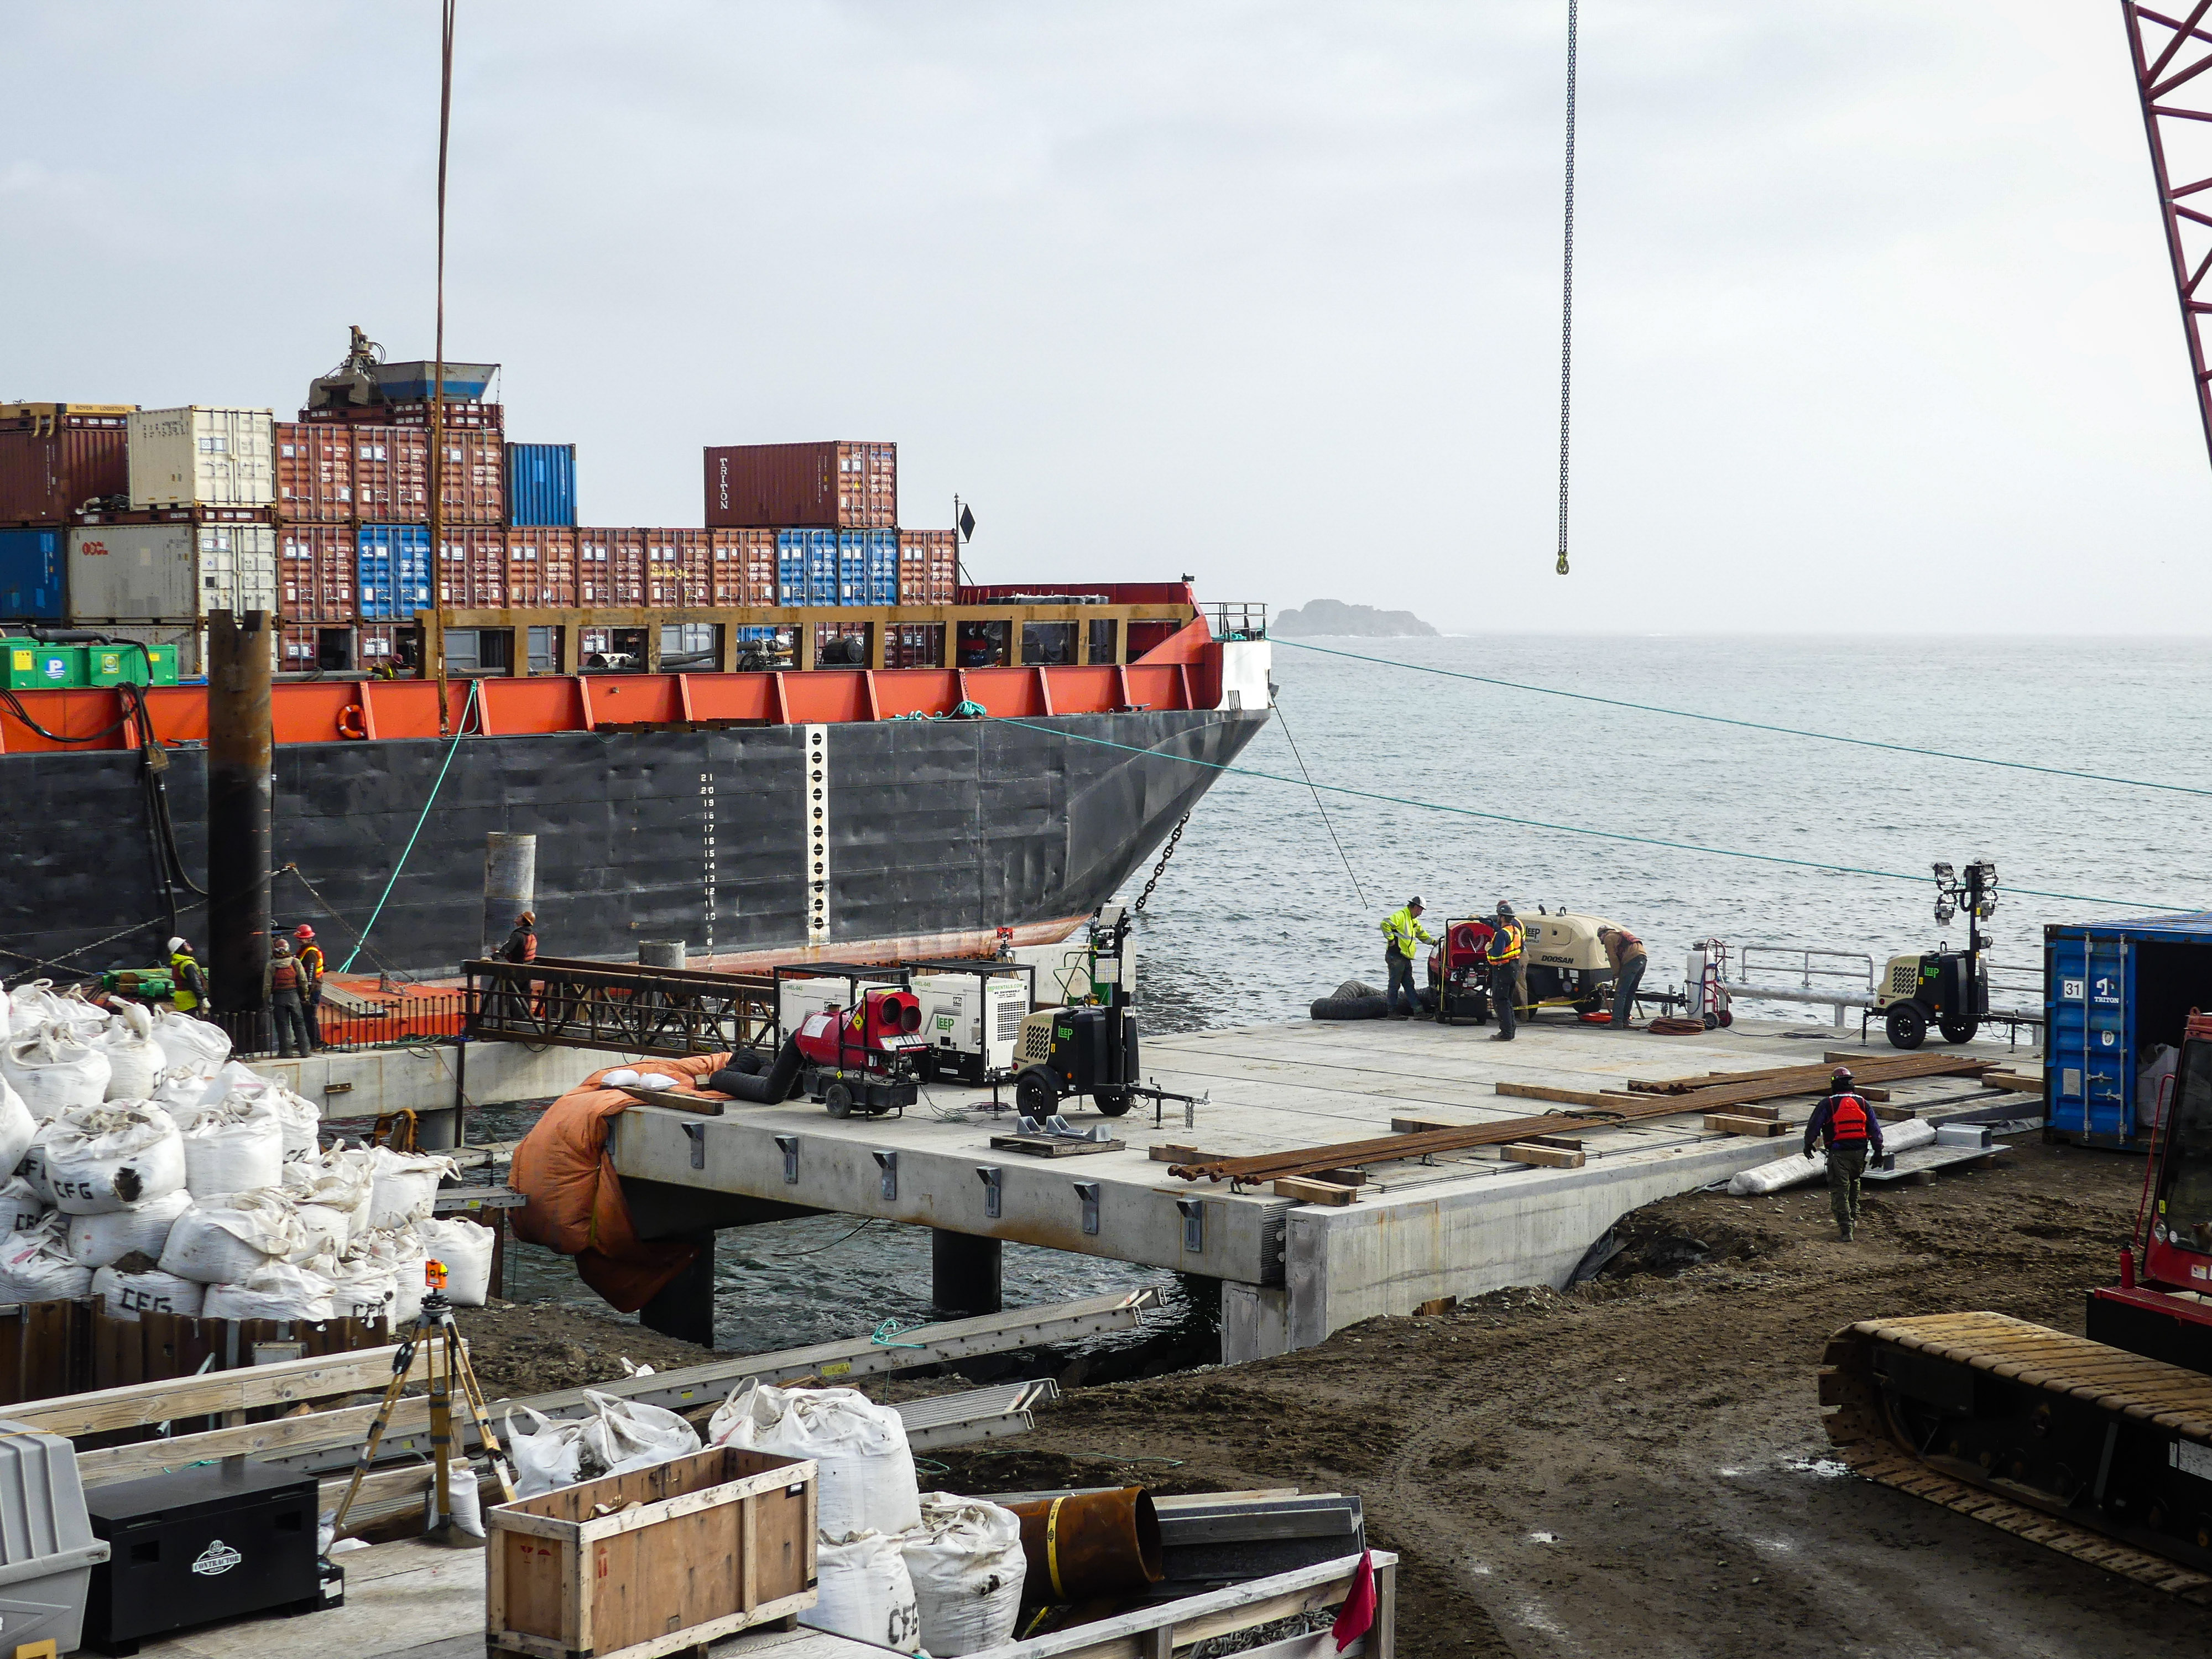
[502,633,2212,1352]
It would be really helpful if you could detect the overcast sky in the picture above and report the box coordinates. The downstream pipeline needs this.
[2,2,2206,632]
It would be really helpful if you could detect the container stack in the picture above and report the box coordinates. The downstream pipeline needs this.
[705,441,955,606]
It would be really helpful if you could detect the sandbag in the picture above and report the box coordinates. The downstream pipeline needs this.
[0,1076,34,1179]
[95,1004,165,1102]
[599,1068,641,1089]
[0,1175,48,1234]
[1310,994,1389,1021]
[708,1381,921,1538]
[158,1190,306,1284]
[803,1530,920,1653]
[3,1025,111,1120]
[177,1093,285,1202]
[575,1389,700,1480]
[203,1259,337,1322]
[66,1186,191,1269]
[43,1104,187,1214]
[415,1215,494,1307]
[904,1494,1026,1656]
[505,1406,587,1498]
[1725,1118,1939,1196]
[323,1252,398,1323]
[0,1217,92,1302]
[92,1254,204,1319]
[367,1147,457,1231]
[423,1459,485,1540]
[150,1010,229,1077]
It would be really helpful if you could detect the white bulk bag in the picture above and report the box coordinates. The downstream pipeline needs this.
[414,1216,495,1307]
[3,1026,111,1120]
[43,1104,187,1214]
[9,983,106,1040]
[324,1253,398,1323]
[177,1093,285,1201]
[0,1218,92,1302]
[505,1406,587,1498]
[158,1189,306,1284]
[0,1175,48,1234]
[269,1087,320,1161]
[708,1382,921,1538]
[904,1494,1027,1656]
[358,1227,430,1322]
[803,1530,921,1653]
[16,1122,56,1204]
[203,1259,337,1322]
[66,1187,192,1269]
[366,1147,456,1231]
[0,1076,34,1179]
[283,1152,373,1245]
[91,1258,205,1319]
[150,1010,229,1077]
[599,1068,641,1089]
[575,1390,700,1480]
[1725,1117,1939,1196]
[288,1201,349,1262]
[95,1005,166,1102]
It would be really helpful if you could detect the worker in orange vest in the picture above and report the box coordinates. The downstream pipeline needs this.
[1803,1066,1886,1241]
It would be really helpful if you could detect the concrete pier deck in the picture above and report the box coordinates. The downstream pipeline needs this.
[607,1013,2035,1363]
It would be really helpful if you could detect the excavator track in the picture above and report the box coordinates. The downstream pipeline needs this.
[1821,1310,2212,1600]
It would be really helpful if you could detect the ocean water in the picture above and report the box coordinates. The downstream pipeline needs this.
[504,633,2212,1352]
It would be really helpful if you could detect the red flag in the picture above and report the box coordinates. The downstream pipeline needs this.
[1331,1549,1376,1651]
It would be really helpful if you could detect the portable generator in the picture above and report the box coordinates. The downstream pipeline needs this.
[1872,859,1995,1050]
[912,968,1031,1085]
[1428,919,1494,1024]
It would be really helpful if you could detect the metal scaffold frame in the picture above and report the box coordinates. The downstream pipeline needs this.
[463,955,775,1055]
[2126,3,2212,471]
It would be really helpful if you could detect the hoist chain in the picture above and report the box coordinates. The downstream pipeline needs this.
[1133,814,1190,914]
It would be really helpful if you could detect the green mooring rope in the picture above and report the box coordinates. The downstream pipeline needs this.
[341,681,480,972]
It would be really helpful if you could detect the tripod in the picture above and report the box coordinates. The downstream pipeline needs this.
[328,1262,517,1538]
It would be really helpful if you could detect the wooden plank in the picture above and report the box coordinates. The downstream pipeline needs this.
[1150,1145,1233,1163]
[17,1342,429,1437]
[1390,1117,1468,1134]
[1704,1115,1791,1138]
[1493,1082,1648,1109]
[1271,1178,1359,1206]
[989,1134,1125,1157]
[1500,1143,1585,1168]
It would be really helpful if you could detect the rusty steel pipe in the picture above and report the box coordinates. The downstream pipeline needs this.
[206,609,273,1045]
[1005,1486,1162,1603]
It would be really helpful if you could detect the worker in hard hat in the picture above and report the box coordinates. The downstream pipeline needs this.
[1486,902,1526,1041]
[265,936,313,1059]
[1379,897,1438,1020]
[293,925,326,1050]
[166,936,209,1017]
[1803,1066,1885,1242]
[1598,925,1647,1031]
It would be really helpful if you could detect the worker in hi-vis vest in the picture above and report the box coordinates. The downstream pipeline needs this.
[167,936,209,1016]
[1379,897,1437,1020]
[1803,1066,1886,1242]
[1486,901,1526,1042]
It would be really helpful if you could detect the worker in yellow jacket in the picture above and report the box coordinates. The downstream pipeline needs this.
[1380,897,1438,1020]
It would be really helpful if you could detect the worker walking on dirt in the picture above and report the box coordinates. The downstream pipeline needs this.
[1803,1066,1885,1241]
[1598,926,1647,1031]
[1380,898,1438,1020]
[265,936,314,1059]
[293,925,326,1049]
[1486,901,1526,1041]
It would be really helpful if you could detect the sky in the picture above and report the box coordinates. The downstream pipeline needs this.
[2,1,2209,633]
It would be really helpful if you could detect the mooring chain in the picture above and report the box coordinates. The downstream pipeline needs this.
[1133,814,1190,914]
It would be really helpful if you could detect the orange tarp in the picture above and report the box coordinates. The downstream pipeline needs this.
[508,1052,731,1313]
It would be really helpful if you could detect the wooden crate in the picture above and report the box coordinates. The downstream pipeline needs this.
[486,1446,817,1659]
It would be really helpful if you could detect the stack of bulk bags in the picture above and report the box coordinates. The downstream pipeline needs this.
[93,1005,166,1101]
[2,1026,111,1119]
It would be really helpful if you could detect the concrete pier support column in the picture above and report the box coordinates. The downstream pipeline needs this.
[207,610,273,1050]
[640,1229,718,1347]
[931,1229,1002,1316]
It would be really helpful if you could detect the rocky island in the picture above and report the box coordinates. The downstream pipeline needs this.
[1272,598,1438,638]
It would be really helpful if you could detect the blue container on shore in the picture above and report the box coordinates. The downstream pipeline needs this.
[0,528,65,621]
[777,529,836,606]
[505,443,577,526]
[357,524,432,619]
[2046,912,2212,1145]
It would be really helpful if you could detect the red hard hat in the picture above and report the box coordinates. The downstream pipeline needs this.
[294,924,315,941]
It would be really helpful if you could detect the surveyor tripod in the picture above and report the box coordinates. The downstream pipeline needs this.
[327,1260,517,1538]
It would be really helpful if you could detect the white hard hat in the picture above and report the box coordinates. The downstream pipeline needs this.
[1409,895,1426,907]
[166,936,187,953]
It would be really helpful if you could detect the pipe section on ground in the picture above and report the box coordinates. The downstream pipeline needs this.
[1005,1486,1163,1602]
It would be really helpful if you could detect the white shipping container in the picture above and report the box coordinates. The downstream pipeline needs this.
[127,406,274,508]
[67,523,278,622]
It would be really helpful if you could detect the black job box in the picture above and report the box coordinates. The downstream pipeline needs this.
[82,1462,322,1655]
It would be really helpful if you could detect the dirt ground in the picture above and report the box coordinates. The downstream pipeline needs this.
[453,1300,714,1395]
[926,1136,2212,1659]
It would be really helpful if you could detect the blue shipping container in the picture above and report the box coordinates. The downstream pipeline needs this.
[834,529,899,606]
[0,528,65,621]
[776,529,837,606]
[357,524,433,620]
[2045,912,2212,1145]
[505,443,578,527]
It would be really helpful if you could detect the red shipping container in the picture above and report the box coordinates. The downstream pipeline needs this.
[505,526,578,608]
[0,426,129,524]
[897,529,957,606]
[436,527,508,608]
[350,427,430,523]
[436,432,506,527]
[709,528,777,606]
[357,623,404,667]
[273,422,354,523]
[576,528,645,605]
[299,401,503,431]
[703,441,896,529]
[644,528,709,607]
[278,524,356,623]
